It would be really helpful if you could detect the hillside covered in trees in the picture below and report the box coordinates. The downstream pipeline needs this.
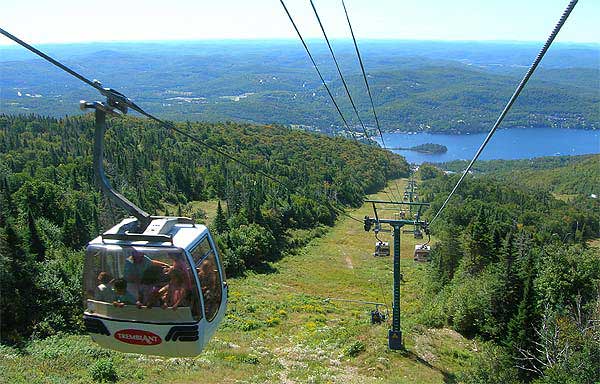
[1,112,598,383]
[418,159,600,383]
[440,154,599,197]
[0,113,409,344]
[1,41,598,133]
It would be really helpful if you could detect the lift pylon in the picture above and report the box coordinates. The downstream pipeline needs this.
[363,199,429,350]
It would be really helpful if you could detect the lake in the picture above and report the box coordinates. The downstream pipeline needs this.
[376,128,600,164]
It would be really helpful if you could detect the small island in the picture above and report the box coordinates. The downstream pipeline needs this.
[390,143,448,154]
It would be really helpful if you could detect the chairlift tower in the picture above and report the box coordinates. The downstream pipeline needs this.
[364,200,429,350]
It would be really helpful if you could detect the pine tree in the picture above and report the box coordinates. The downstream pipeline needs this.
[0,221,39,343]
[433,230,463,287]
[27,208,46,261]
[213,201,228,234]
[507,245,538,367]
[463,207,495,275]
[495,230,521,336]
[0,177,15,217]
[63,210,89,249]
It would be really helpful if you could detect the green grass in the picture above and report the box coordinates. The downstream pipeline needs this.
[0,179,478,383]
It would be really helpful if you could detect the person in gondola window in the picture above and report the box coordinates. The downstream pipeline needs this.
[124,249,169,289]
[112,278,136,307]
[94,271,115,302]
[136,264,165,309]
[166,251,193,289]
[160,268,188,310]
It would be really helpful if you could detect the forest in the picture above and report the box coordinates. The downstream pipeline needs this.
[0,113,408,344]
[418,159,600,383]
[439,154,599,196]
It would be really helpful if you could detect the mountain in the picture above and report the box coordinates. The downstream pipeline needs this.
[1,40,598,133]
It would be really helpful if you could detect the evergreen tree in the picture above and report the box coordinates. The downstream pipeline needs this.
[507,246,538,376]
[431,230,463,288]
[27,208,46,261]
[494,231,521,337]
[213,201,229,234]
[462,207,495,275]
[0,221,39,343]
[62,210,89,249]
[0,177,15,218]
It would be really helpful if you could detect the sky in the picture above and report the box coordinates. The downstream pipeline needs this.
[0,0,598,45]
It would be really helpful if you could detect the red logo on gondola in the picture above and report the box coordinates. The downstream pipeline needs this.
[114,329,162,345]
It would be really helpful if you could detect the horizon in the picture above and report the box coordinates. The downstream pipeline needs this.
[1,1,598,46]
[1,37,598,51]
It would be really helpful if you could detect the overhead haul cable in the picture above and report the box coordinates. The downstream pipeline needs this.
[428,0,579,226]
[284,0,398,202]
[0,26,364,224]
[278,0,401,204]
[341,0,404,203]
[309,0,369,140]
[279,0,358,141]
[341,0,384,152]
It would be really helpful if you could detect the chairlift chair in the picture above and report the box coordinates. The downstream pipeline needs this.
[413,244,431,262]
[413,228,423,239]
[374,240,390,257]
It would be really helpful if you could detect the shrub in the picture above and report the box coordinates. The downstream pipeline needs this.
[460,343,519,384]
[344,340,366,357]
[215,234,245,276]
[228,223,277,269]
[89,358,118,382]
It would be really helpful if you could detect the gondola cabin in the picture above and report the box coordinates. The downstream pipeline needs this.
[83,217,227,357]
[414,244,431,262]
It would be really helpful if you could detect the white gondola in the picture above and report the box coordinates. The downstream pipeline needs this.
[83,217,227,357]
[81,100,227,357]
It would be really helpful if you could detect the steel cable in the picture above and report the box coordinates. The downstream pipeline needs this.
[428,0,579,226]
[278,0,359,142]
[279,0,398,204]
[309,0,369,140]
[340,0,404,203]
[0,27,365,224]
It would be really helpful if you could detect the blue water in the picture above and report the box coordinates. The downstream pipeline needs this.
[376,128,600,164]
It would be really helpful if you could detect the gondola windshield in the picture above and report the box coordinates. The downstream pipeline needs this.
[84,245,202,322]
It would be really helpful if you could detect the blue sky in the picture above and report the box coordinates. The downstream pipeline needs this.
[1,0,598,45]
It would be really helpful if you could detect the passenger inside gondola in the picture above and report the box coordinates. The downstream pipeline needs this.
[136,264,166,309]
[196,253,222,320]
[124,249,169,299]
[112,278,136,307]
[166,251,193,289]
[160,268,188,310]
[94,271,115,302]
